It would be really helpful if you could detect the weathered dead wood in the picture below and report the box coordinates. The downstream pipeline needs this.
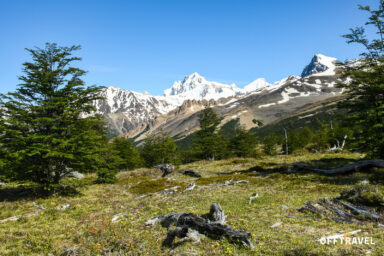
[318,198,360,221]
[299,202,325,215]
[292,159,384,175]
[335,199,381,221]
[145,204,253,249]
[182,183,196,193]
[299,194,382,225]
[207,203,226,225]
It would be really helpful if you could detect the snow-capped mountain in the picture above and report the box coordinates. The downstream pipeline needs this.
[94,54,342,139]
[163,72,272,100]
[301,54,338,77]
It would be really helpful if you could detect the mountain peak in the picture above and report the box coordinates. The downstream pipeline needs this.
[243,78,270,93]
[182,72,206,84]
[301,54,337,77]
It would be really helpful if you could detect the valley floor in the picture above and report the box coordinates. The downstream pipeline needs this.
[1,152,383,255]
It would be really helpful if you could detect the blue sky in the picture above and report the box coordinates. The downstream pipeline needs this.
[0,0,377,95]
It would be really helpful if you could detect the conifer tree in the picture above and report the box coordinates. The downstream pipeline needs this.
[95,140,122,184]
[263,133,278,156]
[194,107,227,160]
[111,137,143,170]
[140,132,178,167]
[338,1,384,157]
[230,124,256,157]
[0,43,106,189]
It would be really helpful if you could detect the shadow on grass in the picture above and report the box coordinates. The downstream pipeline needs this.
[0,184,81,202]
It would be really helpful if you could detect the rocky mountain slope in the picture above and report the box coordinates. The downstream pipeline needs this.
[94,54,342,140]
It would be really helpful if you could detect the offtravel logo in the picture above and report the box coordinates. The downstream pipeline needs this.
[318,230,375,248]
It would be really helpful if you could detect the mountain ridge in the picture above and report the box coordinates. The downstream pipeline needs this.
[93,54,342,140]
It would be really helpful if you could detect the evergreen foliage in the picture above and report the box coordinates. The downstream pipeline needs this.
[193,107,228,160]
[0,43,106,189]
[338,1,384,158]
[95,141,121,184]
[263,133,278,156]
[230,124,257,157]
[281,127,314,154]
[111,137,143,170]
[140,132,178,167]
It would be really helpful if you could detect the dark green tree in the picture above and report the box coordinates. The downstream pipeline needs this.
[0,43,106,189]
[111,137,143,170]
[140,132,178,167]
[194,107,228,160]
[95,141,122,184]
[230,124,256,157]
[312,121,331,151]
[263,133,278,156]
[338,1,384,157]
[286,127,314,153]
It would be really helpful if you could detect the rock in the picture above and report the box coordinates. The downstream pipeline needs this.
[59,246,85,256]
[159,186,180,194]
[270,222,283,228]
[281,205,289,210]
[181,169,202,178]
[223,179,249,186]
[56,204,70,210]
[111,213,128,223]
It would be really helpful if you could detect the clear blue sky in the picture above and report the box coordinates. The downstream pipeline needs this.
[0,0,377,95]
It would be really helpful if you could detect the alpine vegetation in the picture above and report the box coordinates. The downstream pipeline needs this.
[0,43,112,191]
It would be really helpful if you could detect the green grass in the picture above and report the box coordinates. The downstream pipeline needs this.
[0,152,384,255]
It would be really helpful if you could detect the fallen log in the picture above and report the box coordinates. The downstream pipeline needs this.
[335,199,381,221]
[299,192,383,225]
[291,159,384,175]
[145,204,253,249]
[318,198,360,221]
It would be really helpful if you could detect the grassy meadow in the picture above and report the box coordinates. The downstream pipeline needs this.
[1,152,384,255]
